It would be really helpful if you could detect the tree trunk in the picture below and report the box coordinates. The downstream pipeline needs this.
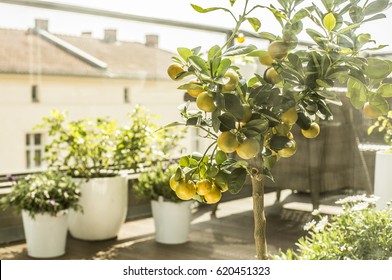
[250,154,268,260]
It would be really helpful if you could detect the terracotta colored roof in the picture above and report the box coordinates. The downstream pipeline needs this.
[0,28,174,79]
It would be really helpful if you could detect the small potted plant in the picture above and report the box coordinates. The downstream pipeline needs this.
[35,106,154,241]
[0,171,81,258]
[133,128,192,244]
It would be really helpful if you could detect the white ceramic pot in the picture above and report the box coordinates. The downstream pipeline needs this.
[68,176,127,241]
[151,197,192,244]
[374,150,392,209]
[22,210,68,258]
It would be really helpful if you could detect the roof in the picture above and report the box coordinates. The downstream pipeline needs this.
[0,28,174,80]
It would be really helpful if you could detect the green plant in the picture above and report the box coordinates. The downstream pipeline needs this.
[0,171,81,218]
[277,195,392,260]
[35,106,155,178]
[165,0,392,259]
[133,128,186,203]
[368,110,392,146]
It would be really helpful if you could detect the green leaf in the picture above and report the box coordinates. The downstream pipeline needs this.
[186,117,201,126]
[218,113,237,131]
[190,4,230,14]
[206,165,219,178]
[269,135,290,151]
[363,0,389,16]
[347,78,367,109]
[247,17,261,32]
[321,0,333,10]
[189,56,209,75]
[296,112,311,130]
[292,7,314,23]
[215,150,227,165]
[264,155,278,171]
[216,58,231,77]
[229,0,236,7]
[349,68,366,84]
[356,33,371,48]
[179,156,190,167]
[349,5,364,23]
[306,28,325,45]
[337,23,361,34]
[370,95,389,115]
[158,121,186,130]
[259,32,278,41]
[362,13,386,23]
[263,167,274,182]
[242,118,269,134]
[287,53,302,71]
[224,44,257,56]
[178,83,203,91]
[283,30,298,49]
[174,167,183,181]
[209,45,222,77]
[377,84,392,98]
[177,47,193,61]
[212,109,221,133]
[224,94,245,120]
[316,79,333,88]
[277,0,288,9]
[214,92,225,110]
[208,45,221,61]
[285,21,303,35]
[323,12,336,32]
[364,57,391,80]
[228,167,247,194]
[268,6,287,21]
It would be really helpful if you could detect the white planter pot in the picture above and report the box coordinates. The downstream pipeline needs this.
[374,151,392,209]
[22,210,68,258]
[151,197,192,244]
[68,176,127,241]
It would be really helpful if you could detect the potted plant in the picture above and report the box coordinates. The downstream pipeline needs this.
[133,128,192,244]
[368,110,392,209]
[35,106,154,241]
[0,171,81,258]
[164,0,392,259]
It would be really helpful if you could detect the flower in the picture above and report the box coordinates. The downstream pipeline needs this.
[304,220,316,231]
[314,216,328,232]
[311,209,320,216]
[351,202,369,211]
[336,194,379,205]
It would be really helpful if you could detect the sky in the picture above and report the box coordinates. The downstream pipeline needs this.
[0,0,391,53]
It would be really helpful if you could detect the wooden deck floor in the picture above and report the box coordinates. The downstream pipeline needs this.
[0,190,324,260]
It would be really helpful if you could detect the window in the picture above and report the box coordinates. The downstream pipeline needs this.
[124,87,131,103]
[25,133,44,169]
[31,85,39,103]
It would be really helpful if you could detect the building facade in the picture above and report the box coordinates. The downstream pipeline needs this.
[0,19,189,173]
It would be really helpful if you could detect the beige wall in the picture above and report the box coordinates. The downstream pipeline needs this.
[0,74,199,173]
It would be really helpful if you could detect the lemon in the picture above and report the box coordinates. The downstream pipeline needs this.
[217,132,239,153]
[236,138,260,159]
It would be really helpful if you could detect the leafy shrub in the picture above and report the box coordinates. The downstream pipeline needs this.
[277,195,392,260]
[35,106,154,178]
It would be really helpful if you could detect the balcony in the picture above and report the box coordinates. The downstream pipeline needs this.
[2,189,341,260]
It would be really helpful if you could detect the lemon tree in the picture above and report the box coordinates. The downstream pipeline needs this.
[166,0,392,260]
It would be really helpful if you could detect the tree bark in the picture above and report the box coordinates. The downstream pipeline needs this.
[250,154,268,260]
